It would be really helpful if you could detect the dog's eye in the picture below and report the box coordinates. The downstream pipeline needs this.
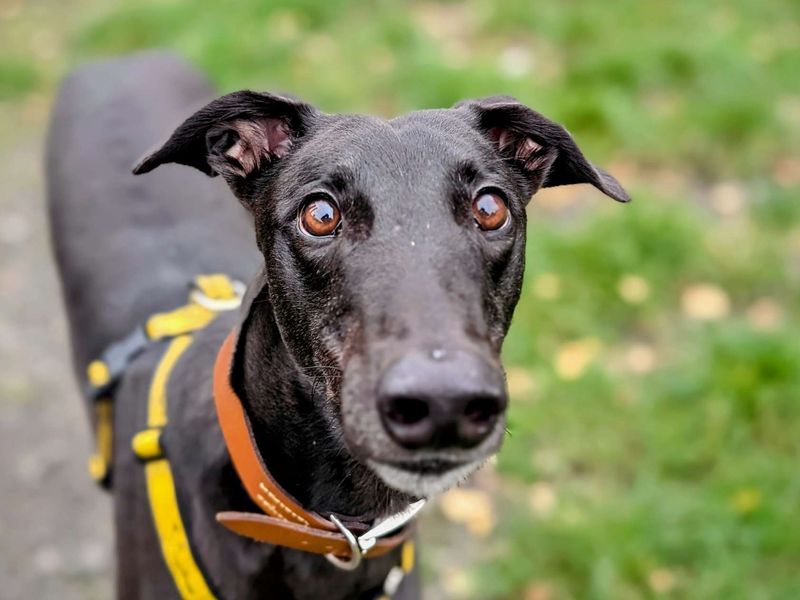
[472,191,509,231]
[299,196,341,237]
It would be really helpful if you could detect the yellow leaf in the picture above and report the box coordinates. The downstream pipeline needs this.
[623,343,657,374]
[730,487,762,514]
[506,367,536,399]
[617,274,651,304]
[439,488,495,537]
[527,482,557,517]
[648,568,676,594]
[554,337,602,380]
[681,283,731,321]
[442,568,476,598]
[532,273,561,300]
[710,181,746,217]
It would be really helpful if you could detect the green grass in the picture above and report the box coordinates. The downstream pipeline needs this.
[3,0,799,597]
[58,0,800,176]
[0,58,40,100]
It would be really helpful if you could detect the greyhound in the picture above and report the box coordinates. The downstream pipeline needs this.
[46,51,628,599]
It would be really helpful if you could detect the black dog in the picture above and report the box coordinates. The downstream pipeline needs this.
[46,51,628,599]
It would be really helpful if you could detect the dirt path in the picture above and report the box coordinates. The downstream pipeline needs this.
[0,105,113,600]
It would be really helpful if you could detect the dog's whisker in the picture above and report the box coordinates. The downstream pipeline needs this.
[299,365,343,374]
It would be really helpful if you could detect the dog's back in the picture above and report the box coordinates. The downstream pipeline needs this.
[46,51,259,383]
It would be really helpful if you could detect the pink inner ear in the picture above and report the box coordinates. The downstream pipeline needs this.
[515,137,542,162]
[488,127,546,171]
[225,118,293,176]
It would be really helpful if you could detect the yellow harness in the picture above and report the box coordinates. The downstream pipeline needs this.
[84,274,414,599]
[86,274,244,486]
[88,275,242,598]
[135,333,215,599]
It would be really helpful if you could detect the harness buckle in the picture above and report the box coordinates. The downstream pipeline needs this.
[190,278,246,312]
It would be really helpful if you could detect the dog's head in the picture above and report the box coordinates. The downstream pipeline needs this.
[135,92,628,498]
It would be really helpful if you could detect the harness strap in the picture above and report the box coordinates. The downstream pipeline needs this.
[87,397,113,483]
[85,275,243,487]
[133,334,217,599]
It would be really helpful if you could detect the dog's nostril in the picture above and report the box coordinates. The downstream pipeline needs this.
[381,396,435,449]
[386,396,429,425]
[463,395,501,425]
[457,394,502,448]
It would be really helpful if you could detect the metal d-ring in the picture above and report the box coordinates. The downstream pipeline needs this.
[324,499,427,571]
[190,280,246,312]
[325,515,363,571]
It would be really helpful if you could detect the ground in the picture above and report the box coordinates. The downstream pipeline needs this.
[0,103,112,599]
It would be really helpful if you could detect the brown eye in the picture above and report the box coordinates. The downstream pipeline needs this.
[472,191,509,231]
[299,197,341,237]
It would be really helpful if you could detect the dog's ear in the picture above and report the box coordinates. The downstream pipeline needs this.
[133,90,318,194]
[457,96,629,202]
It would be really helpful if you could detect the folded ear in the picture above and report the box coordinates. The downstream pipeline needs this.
[457,96,630,202]
[133,90,319,194]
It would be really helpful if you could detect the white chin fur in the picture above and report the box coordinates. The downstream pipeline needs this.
[367,459,483,497]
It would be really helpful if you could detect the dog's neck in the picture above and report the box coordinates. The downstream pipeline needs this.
[234,293,409,521]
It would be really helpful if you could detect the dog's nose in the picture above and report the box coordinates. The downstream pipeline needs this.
[377,350,507,450]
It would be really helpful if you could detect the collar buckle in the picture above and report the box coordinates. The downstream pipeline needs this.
[324,499,427,571]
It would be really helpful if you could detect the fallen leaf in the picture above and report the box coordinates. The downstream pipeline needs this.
[554,338,602,380]
[730,487,762,515]
[746,298,784,331]
[506,367,536,399]
[440,488,495,537]
[532,273,561,300]
[710,181,746,217]
[527,482,557,517]
[442,568,476,598]
[648,568,676,594]
[524,582,554,600]
[617,274,651,304]
[681,283,731,321]
[773,156,800,187]
[624,343,657,374]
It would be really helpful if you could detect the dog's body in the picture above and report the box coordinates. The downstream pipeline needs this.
[47,52,627,599]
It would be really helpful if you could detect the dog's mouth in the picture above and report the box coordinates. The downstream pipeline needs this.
[384,458,464,475]
[366,457,485,498]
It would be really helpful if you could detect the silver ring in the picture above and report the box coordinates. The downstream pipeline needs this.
[324,499,426,571]
[325,515,363,571]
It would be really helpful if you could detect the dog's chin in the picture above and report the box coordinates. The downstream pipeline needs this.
[366,458,485,498]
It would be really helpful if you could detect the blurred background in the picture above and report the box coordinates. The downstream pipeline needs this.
[1,0,798,598]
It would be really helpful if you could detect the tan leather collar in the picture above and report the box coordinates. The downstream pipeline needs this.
[213,330,415,560]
